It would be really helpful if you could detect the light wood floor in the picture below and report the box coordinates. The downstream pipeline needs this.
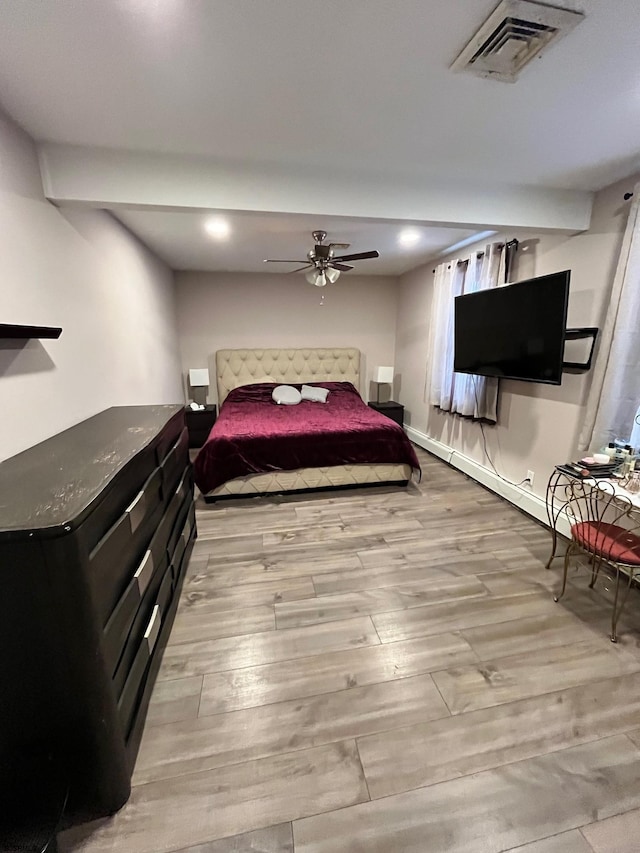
[60,447,640,853]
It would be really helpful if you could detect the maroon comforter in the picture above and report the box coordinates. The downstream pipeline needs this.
[193,381,420,493]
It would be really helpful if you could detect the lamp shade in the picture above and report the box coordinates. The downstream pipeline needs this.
[305,268,341,287]
[374,365,394,384]
[188,368,210,387]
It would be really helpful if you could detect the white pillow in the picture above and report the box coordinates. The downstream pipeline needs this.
[272,385,301,405]
[301,384,330,403]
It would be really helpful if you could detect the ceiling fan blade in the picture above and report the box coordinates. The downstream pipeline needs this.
[288,264,313,274]
[331,263,353,272]
[329,242,350,250]
[263,259,307,264]
[332,250,380,262]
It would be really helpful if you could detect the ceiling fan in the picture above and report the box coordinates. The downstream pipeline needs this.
[264,230,380,286]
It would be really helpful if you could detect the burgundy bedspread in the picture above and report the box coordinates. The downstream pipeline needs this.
[193,382,420,493]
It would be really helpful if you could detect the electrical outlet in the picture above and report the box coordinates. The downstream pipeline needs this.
[526,470,535,486]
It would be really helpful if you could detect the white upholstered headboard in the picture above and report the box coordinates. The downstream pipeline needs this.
[215,348,360,404]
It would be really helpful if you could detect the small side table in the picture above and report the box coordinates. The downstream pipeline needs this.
[185,404,217,448]
[368,401,404,427]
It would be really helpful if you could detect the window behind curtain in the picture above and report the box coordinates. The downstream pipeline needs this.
[426,243,504,423]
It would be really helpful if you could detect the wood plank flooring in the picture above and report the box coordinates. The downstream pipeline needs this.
[60,447,640,853]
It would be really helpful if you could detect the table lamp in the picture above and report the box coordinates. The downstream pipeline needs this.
[373,365,394,404]
[188,368,210,408]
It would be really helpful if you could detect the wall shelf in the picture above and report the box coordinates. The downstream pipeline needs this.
[0,324,62,340]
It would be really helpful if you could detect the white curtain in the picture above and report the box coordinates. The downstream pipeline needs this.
[427,259,465,411]
[427,242,504,422]
[631,406,640,449]
[580,182,640,451]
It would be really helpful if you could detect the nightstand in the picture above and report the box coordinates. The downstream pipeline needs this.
[185,404,217,448]
[368,400,404,427]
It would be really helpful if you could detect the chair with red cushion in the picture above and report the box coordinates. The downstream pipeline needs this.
[554,478,640,642]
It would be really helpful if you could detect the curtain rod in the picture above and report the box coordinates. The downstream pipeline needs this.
[432,240,509,273]
[454,255,482,267]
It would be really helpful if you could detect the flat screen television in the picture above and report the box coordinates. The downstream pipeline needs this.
[454,270,570,385]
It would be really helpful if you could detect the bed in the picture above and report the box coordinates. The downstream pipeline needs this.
[193,347,420,499]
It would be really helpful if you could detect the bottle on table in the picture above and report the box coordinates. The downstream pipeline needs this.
[622,445,636,475]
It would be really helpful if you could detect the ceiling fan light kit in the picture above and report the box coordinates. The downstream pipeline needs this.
[306,267,340,287]
[264,230,380,286]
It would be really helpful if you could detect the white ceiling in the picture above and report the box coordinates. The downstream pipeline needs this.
[114,210,478,275]
[1,0,639,191]
[1,0,639,273]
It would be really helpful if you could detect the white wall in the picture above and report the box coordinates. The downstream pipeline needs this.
[0,112,183,462]
[394,173,635,500]
[174,271,398,403]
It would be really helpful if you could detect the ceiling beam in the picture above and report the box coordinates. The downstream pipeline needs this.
[39,143,593,232]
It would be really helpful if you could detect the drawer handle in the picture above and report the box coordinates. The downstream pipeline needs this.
[133,550,154,597]
[175,471,188,497]
[181,517,192,546]
[172,429,187,455]
[164,430,187,468]
[126,489,147,534]
[144,605,161,655]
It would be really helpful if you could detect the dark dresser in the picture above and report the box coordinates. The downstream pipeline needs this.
[0,406,195,828]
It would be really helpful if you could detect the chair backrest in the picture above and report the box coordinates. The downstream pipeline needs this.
[564,478,640,565]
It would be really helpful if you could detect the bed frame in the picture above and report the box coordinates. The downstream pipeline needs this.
[203,347,412,499]
[216,347,361,405]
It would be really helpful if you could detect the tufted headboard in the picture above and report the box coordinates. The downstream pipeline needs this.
[215,348,360,404]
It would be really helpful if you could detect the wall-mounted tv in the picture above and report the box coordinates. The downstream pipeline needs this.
[454,270,570,386]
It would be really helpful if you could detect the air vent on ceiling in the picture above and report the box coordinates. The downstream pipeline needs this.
[451,0,584,83]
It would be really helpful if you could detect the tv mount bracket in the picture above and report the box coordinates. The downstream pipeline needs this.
[563,327,599,372]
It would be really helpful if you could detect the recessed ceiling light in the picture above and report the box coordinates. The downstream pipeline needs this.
[398,228,421,248]
[204,216,230,240]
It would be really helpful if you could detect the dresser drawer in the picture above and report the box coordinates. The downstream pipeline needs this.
[79,450,157,554]
[154,413,185,467]
[181,503,196,552]
[167,477,194,558]
[156,467,191,555]
[102,472,194,676]
[173,508,196,588]
[171,504,195,579]
[117,591,165,738]
[157,559,174,616]
[112,550,168,698]
[169,514,188,579]
[174,465,192,512]
[103,547,157,677]
[161,428,189,497]
[89,467,164,624]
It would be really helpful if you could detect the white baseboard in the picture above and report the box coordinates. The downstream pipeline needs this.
[406,426,572,539]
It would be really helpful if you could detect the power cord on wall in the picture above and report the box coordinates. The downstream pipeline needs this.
[472,376,530,488]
